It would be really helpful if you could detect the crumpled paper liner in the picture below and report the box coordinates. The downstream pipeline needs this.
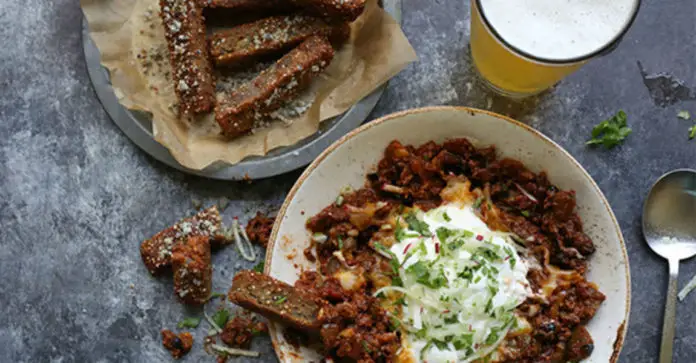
[81,0,417,170]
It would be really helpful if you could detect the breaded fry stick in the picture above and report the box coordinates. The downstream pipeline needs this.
[210,14,349,67]
[172,236,212,305]
[160,0,215,114]
[140,206,225,275]
[228,271,323,332]
[203,0,366,21]
[291,0,366,21]
[215,35,334,138]
[202,0,285,10]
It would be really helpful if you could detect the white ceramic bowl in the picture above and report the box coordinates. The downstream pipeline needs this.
[265,106,630,363]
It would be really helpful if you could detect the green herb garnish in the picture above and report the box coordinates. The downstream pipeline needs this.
[473,197,484,209]
[208,292,226,301]
[689,125,696,140]
[586,110,632,149]
[275,296,288,305]
[520,210,530,218]
[678,110,691,120]
[361,341,372,353]
[337,236,344,250]
[443,212,451,222]
[252,261,265,273]
[404,212,432,236]
[211,309,230,328]
[177,317,201,329]
[335,195,344,206]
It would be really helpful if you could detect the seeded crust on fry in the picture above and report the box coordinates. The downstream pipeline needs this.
[201,0,285,10]
[140,206,226,275]
[172,235,212,305]
[209,14,350,68]
[214,35,335,138]
[203,0,366,21]
[228,270,323,332]
[159,0,215,115]
[291,0,366,21]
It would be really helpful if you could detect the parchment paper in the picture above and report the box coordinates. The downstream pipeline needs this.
[81,0,417,170]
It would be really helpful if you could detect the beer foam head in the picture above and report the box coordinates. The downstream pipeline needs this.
[479,0,638,61]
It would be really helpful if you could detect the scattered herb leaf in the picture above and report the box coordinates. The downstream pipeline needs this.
[338,236,344,250]
[253,261,265,273]
[208,292,226,301]
[443,212,451,222]
[275,296,288,305]
[689,125,696,140]
[211,309,230,328]
[520,210,530,218]
[678,110,691,120]
[361,341,372,353]
[177,317,201,329]
[473,197,483,209]
[586,110,632,149]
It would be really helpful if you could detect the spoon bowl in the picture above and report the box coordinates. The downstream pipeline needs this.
[642,168,696,363]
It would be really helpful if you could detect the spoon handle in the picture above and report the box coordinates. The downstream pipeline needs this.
[660,259,679,363]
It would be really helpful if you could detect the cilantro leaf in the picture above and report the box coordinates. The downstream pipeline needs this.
[678,110,691,120]
[689,125,696,140]
[404,212,432,236]
[252,261,265,273]
[443,212,451,222]
[211,309,230,328]
[177,317,201,329]
[208,292,226,301]
[586,110,632,149]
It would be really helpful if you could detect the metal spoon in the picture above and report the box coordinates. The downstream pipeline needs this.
[642,169,696,363]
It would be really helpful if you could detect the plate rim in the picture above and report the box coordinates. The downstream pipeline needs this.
[265,105,631,362]
[81,0,402,180]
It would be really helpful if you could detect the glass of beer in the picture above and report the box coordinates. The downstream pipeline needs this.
[470,0,641,98]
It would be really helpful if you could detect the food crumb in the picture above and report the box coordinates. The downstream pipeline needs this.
[162,329,193,359]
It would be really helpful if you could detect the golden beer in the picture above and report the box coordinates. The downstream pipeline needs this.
[470,0,640,97]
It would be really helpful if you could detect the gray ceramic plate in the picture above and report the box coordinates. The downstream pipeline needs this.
[81,1,402,180]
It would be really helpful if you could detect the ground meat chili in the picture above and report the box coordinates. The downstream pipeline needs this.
[298,138,605,363]
[245,212,275,248]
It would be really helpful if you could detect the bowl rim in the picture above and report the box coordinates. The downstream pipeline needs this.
[265,105,631,362]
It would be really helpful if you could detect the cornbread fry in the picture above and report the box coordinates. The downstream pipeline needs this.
[291,0,366,21]
[159,0,215,114]
[210,14,349,67]
[140,206,225,275]
[215,35,335,138]
[172,236,212,305]
[203,0,366,21]
[228,271,323,333]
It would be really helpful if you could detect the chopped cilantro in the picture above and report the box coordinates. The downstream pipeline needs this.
[337,236,344,250]
[407,261,447,289]
[443,212,451,222]
[335,195,344,206]
[361,341,372,353]
[436,227,453,243]
[177,317,201,329]
[389,316,401,330]
[252,261,265,273]
[207,292,226,302]
[420,341,433,360]
[274,296,288,305]
[485,327,502,345]
[678,110,691,120]
[404,212,432,236]
[453,334,474,350]
[690,125,696,140]
[211,309,230,328]
[473,197,484,209]
[374,242,403,286]
[586,110,632,149]
[521,210,530,217]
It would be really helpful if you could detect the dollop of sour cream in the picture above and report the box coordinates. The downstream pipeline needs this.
[382,203,531,363]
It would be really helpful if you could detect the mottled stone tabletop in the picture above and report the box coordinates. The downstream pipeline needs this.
[1,0,696,362]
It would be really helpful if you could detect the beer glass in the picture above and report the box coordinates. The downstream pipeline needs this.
[470,0,641,98]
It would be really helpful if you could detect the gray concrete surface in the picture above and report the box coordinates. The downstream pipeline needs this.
[1,0,695,361]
